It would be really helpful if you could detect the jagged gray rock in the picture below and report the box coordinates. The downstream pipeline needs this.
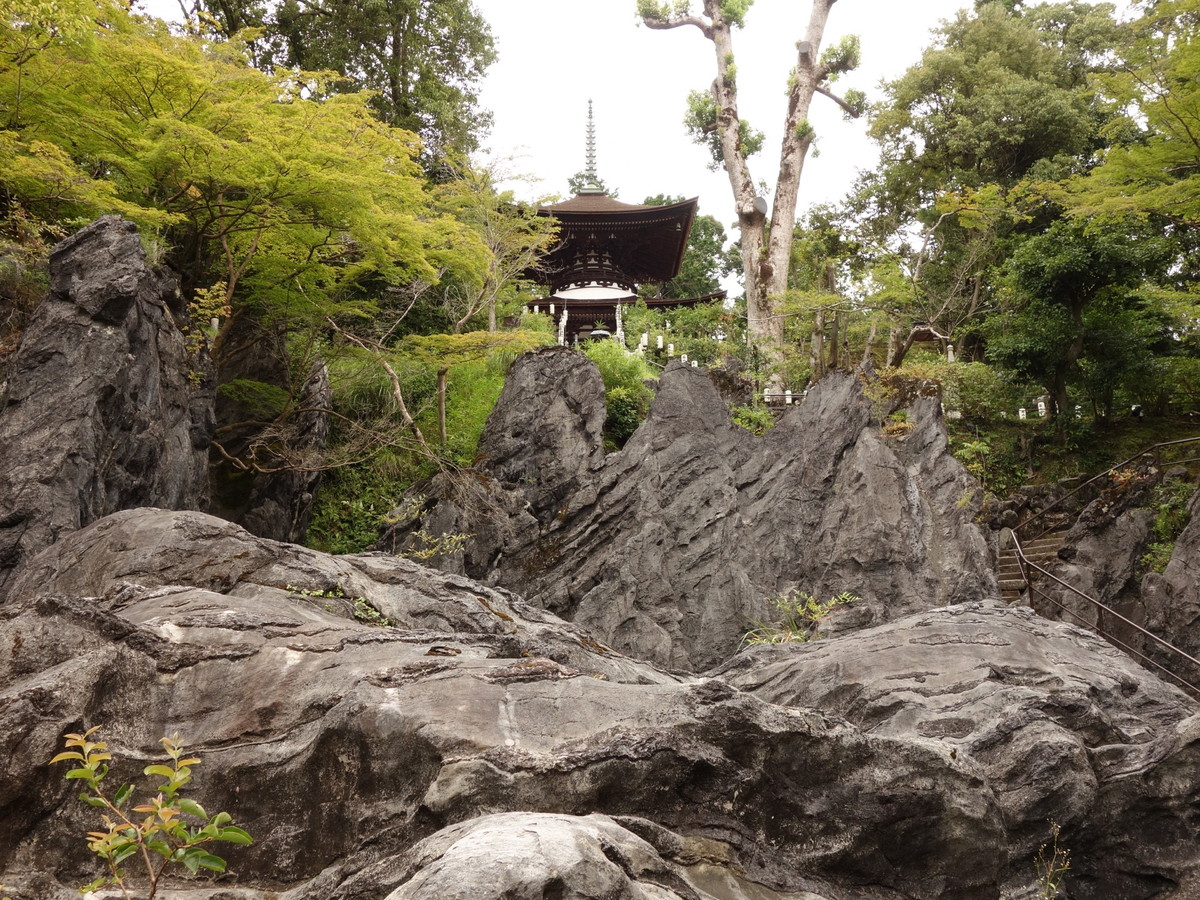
[1027,467,1200,690]
[0,216,212,601]
[718,601,1200,899]
[1142,481,1200,680]
[236,361,331,543]
[208,316,331,544]
[381,351,998,671]
[3,508,1199,898]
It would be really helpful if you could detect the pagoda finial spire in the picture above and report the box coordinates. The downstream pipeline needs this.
[580,99,606,195]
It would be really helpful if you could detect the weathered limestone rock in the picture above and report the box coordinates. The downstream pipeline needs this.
[719,602,1200,899]
[1142,482,1200,679]
[1026,468,1200,690]
[0,217,212,600]
[382,351,998,671]
[4,508,1199,898]
[0,509,1000,900]
[235,361,331,544]
[342,813,766,900]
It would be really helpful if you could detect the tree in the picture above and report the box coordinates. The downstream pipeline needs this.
[987,217,1169,417]
[849,0,1123,366]
[0,0,497,483]
[637,0,864,356]
[171,0,496,161]
[1066,0,1200,226]
[433,162,560,333]
[270,0,496,161]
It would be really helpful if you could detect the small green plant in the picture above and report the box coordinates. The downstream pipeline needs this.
[730,404,775,435]
[352,597,394,627]
[582,340,656,448]
[1034,821,1070,899]
[1140,478,1195,573]
[284,584,395,626]
[743,589,860,644]
[51,727,252,900]
[883,410,913,437]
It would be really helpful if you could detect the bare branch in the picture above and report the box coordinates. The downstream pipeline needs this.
[324,317,435,458]
[814,84,863,118]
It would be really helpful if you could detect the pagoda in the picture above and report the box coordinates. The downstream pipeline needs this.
[527,102,725,345]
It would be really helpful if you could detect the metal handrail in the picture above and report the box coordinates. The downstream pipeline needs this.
[1018,435,1200,544]
[1004,528,1200,695]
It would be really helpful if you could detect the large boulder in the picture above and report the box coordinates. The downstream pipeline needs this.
[382,352,998,671]
[0,217,212,600]
[0,508,1001,900]
[719,602,1200,899]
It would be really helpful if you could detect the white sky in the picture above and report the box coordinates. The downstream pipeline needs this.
[470,0,978,223]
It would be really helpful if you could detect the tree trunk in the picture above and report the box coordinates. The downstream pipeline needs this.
[641,0,855,357]
[861,320,878,366]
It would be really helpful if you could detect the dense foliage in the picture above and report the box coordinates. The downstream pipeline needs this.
[0,0,558,551]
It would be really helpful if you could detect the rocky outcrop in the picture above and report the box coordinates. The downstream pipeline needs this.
[0,217,212,600]
[1143,482,1200,680]
[3,508,1199,899]
[1021,466,1200,690]
[235,361,331,543]
[382,351,998,671]
[719,602,1200,899]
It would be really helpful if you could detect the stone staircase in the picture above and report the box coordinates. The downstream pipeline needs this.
[997,530,1068,603]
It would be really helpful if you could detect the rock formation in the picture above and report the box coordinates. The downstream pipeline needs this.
[1019,464,1200,691]
[3,508,1199,899]
[1140,480,1200,680]
[2,239,1199,898]
[719,602,1200,899]
[0,217,212,600]
[382,349,998,671]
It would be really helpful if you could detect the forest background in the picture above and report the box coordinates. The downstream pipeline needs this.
[1,0,1198,553]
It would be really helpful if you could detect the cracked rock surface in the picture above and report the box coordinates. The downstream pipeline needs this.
[3,510,1199,898]
[382,350,998,671]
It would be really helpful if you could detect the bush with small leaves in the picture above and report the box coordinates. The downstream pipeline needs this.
[51,727,252,900]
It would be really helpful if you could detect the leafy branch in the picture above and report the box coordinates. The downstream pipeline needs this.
[50,727,252,900]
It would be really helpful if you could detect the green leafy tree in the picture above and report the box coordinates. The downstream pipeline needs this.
[850,0,1123,366]
[0,1,496,476]
[433,161,560,333]
[1067,0,1200,227]
[987,217,1170,417]
[269,0,496,161]
[638,0,864,354]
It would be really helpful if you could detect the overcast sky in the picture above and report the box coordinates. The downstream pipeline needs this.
[470,0,979,222]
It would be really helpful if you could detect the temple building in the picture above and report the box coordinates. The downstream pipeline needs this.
[527,103,725,345]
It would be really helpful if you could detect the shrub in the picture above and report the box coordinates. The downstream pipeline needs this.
[744,590,860,644]
[730,404,775,434]
[582,340,656,448]
[1140,478,1195,573]
[51,727,252,899]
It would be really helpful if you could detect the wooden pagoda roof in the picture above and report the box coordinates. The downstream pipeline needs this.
[533,195,698,293]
